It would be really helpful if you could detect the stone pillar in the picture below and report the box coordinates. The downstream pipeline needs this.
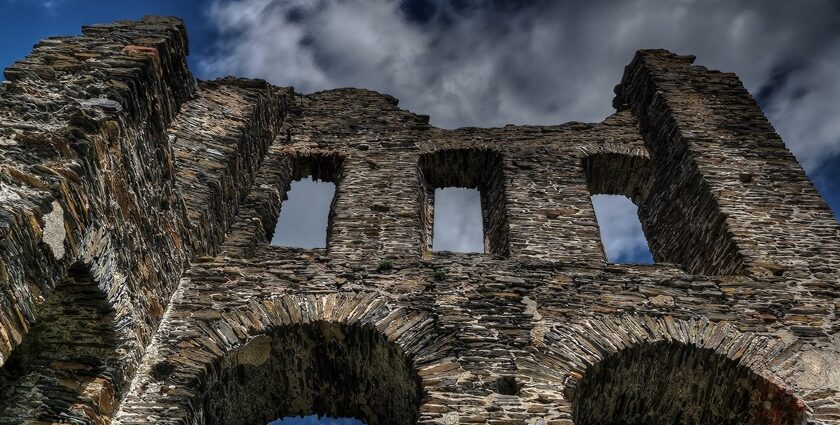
[329,153,425,261]
[0,16,203,424]
[0,16,194,364]
[170,78,289,255]
[616,50,840,276]
[504,151,606,265]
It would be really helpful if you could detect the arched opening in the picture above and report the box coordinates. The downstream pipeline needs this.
[201,321,423,425]
[0,263,121,423]
[571,341,804,425]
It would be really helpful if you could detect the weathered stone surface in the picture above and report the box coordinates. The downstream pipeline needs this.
[0,16,286,424]
[0,17,838,425]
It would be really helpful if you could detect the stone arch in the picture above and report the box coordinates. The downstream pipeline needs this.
[545,315,807,425]
[203,321,422,425]
[136,293,455,425]
[572,340,804,425]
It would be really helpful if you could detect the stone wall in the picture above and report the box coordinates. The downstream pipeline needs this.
[0,17,288,423]
[0,17,838,425]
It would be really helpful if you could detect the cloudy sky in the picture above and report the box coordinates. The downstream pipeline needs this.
[2,0,838,265]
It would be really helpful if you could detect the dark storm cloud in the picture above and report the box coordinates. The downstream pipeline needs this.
[199,0,840,260]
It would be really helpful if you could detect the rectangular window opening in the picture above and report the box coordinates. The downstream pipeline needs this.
[271,176,336,249]
[591,194,654,264]
[268,155,342,250]
[432,187,484,253]
[420,149,509,256]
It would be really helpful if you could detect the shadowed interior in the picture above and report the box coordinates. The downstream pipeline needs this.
[572,341,804,425]
[0,264,121,424]
[200,322,423,425]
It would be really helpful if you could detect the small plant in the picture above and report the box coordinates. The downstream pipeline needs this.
[376,259,394,272]
[434,268,449,281]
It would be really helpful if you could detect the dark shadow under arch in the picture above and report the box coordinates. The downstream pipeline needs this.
[200,321,423,425]
[571,341,804,425]
[0,262,122,424]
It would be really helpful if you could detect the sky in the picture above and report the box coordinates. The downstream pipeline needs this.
[271,177,335,248]
[1,0,839,422]
[432,187,484,252]
[270,415,363,425]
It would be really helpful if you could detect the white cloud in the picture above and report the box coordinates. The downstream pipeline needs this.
[760,39,840,170]
[199,0,840,260]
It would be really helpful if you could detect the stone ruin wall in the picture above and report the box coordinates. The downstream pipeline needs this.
[0,16,838,425]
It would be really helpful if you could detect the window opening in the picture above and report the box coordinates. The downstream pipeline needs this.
[420,149,509,256]
[591,194,653,264]
[432,187,484,253]
[271,176,336,249]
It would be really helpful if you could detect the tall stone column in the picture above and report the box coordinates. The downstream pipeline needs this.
[616,50,840,276]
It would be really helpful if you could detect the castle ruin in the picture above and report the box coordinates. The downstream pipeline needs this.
[0,16,839,425]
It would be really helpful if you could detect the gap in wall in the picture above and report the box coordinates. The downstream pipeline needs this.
[591,194,654,264]
[269,415,365,425]
[419,149,509,256]
[271,176,336,249]
[432,187,484,253]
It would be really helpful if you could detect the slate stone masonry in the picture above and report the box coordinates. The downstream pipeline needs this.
[0,16,838,425]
